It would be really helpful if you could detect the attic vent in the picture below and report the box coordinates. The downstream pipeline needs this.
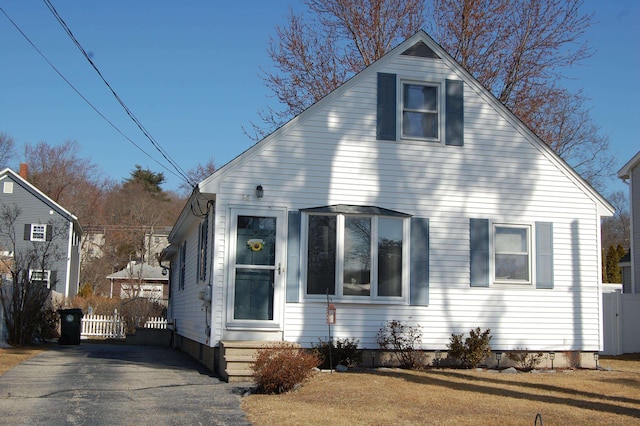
[401,41,440,59]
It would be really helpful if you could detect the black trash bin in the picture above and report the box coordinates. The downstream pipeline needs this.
[58,308,84,345]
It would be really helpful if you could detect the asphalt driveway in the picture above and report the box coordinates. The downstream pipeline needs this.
[0,343,252,426]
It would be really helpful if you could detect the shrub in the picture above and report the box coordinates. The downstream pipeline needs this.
[376,320,423,369]
[251,342,320,394]
[312,338,362,369]
[447,327,492,368]
[506,348,544,371]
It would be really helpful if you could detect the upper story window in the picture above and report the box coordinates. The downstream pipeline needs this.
[305,211,407,301]
[493,224,531,284]
[402,82,439,140]
[26,224,48,242]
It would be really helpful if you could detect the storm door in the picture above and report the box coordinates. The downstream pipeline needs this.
[230,210,284,324]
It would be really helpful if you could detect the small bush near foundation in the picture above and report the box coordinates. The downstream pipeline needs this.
[376,320,423,369]
[252,342,320,394]
[312,338,362,369]
[506,348,544,371]
[447,327,492,368]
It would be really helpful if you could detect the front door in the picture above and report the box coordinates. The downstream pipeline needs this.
[230,209,284,326]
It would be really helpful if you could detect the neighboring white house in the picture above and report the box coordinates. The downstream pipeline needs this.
[162,31,613,378]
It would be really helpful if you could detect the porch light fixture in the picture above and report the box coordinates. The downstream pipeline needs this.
[549,352,555,370]
[255,185,264,199]
[495,352,502,369]
[594,352,599,370]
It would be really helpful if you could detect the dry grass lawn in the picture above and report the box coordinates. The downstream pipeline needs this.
[242,355,640,425]
[0,346,46,376]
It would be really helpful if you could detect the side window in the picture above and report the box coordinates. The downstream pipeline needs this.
[198,214,209,281]
[494,225,531,283]
[179,241,187,290]
[402,82,439,140]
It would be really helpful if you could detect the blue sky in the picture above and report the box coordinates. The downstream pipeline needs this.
[0,1,638,197]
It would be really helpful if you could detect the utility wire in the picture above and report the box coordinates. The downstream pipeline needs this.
[0,6,181,180]
[41,0,197,188]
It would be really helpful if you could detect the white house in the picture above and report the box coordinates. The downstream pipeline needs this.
[162,31,613,379]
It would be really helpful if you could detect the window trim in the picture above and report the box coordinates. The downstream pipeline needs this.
[492,223,533,285]
[400,79,443,143]
[302,212,409,304]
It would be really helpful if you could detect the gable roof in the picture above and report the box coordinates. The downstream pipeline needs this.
[0,168,83,233]
[618,151,640,181]
[169,30,613,239]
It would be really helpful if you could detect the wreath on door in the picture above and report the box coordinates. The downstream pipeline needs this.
[247,239,265,252]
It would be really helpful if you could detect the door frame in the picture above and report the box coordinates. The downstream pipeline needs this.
[225,206,286,330]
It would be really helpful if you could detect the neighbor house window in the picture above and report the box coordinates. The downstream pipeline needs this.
[29,269,51,288]
[306,213,406,300]
[494,224,531,283]
[402,82,439,139]
[29,224,47,242]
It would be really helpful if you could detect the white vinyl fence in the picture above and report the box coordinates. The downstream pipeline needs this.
[81,314,167,339]
[602,291,640,355]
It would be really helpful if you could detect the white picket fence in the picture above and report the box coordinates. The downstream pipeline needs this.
[81,314,167,339]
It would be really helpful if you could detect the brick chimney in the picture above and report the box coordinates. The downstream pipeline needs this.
[19,163,28,180]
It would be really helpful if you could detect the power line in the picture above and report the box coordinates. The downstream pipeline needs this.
[0,6,182,181]
[41,0,196,187]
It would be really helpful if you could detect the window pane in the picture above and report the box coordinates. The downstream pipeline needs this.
[403,112,438,138]
[378,218,403,297]
[31,224,46,241]
[307,215,336,295]
[343,217,371,296]
[404,85,437,111]
[495,254,529,280]
[235,216,276,266]
[495,227,527,252]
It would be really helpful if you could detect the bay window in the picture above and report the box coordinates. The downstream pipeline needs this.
[306,212,407,300]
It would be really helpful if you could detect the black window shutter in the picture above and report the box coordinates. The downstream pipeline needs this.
[445,79,464,146]
[536,222,554,289]
[410,217,429,306]
[470,218,489,287]
[45,225,52,241]
[286,211,301,303]
[24,224,31,240]
[197,222,202,280]
[377,73,397,141]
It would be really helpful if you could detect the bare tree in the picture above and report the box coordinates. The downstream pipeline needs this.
[0,133,16,169]
[249,0,425,138]
[602,191,630,250]
[178,156,217,196]
[258,0,614,188]
[0,205,67,345]
[429,0,615,189]
[22,140,112,220]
